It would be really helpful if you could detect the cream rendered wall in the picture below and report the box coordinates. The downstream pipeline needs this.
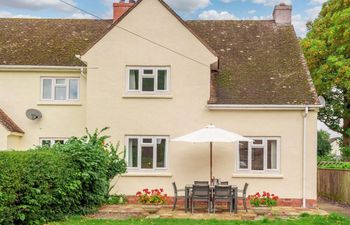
[7,135,22,149]
[0,125,10,150]
[82,0,318,200]
[0,70,86,149]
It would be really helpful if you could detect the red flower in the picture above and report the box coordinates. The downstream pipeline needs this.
[143,188,149,193]
[160,188,164,192]
[136,191,142,196]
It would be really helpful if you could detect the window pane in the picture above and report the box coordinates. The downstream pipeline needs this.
[55,86,67,100]
[252,148,264,170]
[239,142,249,169]
[128,139,138,168]
[142,77,154,92]
[143,69,153,75]
[42,79,52,99]
[156,138,166,168]
[253,139,263,145]
[56,79,65,85]
[141,146,153,169]
[54,140,64,145]
[157,70,167,90]
[267,140,277,169]
[129,70,139,90]
[69,79,78,99]
[41,140,51,147]
[142,138,153,144]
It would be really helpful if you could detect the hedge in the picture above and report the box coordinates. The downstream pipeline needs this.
[0,128,127,225]
[0,150,81,224]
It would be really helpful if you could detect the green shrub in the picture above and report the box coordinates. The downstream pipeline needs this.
[317,131,331,157]
[106,195,127,205]
[0,128,127,225]
[0,150,81,224]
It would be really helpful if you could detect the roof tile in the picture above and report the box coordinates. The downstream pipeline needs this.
[0,108,24,134]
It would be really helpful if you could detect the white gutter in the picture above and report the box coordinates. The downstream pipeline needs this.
[207,104,323,110]
[0,65,85,72]
[302,106,309,208]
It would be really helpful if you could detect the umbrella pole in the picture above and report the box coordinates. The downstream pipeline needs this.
[210,142,213,183]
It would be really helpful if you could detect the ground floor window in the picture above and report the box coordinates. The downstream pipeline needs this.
[126,136,168,170]
[40,138,68,147]
[237,137,280,173]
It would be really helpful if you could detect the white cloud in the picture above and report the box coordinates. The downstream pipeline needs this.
[102,0,211,14]
[248,9,257,14]
[0,10,41,18]
[69,12,95,19]
[0,0,76,12]
[221,0,234,3]
[292,14,307,37]
[305,6,322,20]
[165,0,211,13]
[309,0,327,5]
[198,10,238,20]
[251,15,271,20]
[252,0,291,6]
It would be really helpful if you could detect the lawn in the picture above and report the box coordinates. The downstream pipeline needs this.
[50,213,350,225]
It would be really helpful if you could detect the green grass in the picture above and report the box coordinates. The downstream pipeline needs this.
[49,213,350,225]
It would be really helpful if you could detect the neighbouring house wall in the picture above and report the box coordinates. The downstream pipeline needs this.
[7,134,22,149]
[331,140,342,158]
[82,0,318,203]
[0,70,86,149]
[0,125,9,150]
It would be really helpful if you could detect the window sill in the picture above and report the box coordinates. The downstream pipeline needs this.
[122,95,173,99]
[37,101,82,106]
[232,173,283,179]
[122,172,172,177]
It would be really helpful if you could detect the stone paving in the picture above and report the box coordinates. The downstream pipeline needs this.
[88,204,329,221]
[318,198,350,218]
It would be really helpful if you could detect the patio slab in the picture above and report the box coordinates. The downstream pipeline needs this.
[88,204,329,220]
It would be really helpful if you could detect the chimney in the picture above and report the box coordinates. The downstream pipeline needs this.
[113,0,136,22]
[273,3,292,25]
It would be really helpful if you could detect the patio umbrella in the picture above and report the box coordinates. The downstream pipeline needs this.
[172,125,251,181]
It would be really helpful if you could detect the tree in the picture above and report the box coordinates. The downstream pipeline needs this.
[301,0,350,148]
[317,130,332,156]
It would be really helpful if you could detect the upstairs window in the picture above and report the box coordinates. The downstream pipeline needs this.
[237,137,280,173]
[127,67,169,94]
[41,78,79,101]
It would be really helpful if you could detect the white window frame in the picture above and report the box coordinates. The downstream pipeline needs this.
[40,77,80,101]
[236,137,280,173]
[39,137,68,147]
[126,67,170,94]
[125,136,169,171]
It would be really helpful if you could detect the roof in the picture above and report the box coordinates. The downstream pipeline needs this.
[0,108,24,134]
[0,18,112,66]
[0,18,318,105]
[186,20,318,105]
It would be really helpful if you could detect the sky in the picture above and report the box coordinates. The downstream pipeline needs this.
[0,0,328,37]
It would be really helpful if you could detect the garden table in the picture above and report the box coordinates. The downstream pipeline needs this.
[184,184,238,213]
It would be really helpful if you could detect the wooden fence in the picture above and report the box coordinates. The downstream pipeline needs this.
[317,168,350,205]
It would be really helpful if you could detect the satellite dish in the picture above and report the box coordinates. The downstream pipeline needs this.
[25,109,42,120]
[318,96,326,107]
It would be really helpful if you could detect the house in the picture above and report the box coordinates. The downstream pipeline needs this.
[330,138,342,159]
[0,0,321,207]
